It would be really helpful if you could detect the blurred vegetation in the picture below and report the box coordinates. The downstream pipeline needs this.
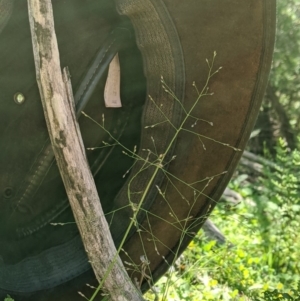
[250,0,300,154]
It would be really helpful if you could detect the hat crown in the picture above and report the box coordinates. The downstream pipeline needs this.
[0,0,14,34]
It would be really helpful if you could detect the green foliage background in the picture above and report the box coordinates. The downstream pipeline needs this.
[252,0,300,152]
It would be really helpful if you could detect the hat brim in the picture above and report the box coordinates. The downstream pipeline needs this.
[112,0,276,290]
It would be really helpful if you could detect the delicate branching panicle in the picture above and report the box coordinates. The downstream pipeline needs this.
[81,53,241,301]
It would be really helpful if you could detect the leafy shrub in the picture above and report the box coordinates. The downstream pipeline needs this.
[253,138,300,278]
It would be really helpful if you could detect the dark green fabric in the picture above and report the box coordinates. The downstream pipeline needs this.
[0,0,13,35]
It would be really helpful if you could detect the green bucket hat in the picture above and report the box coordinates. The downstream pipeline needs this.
[0,0,275,300]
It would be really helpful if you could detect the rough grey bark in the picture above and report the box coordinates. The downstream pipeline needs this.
[26,1,144,300]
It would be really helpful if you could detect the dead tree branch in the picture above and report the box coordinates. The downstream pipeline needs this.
[27,1,144,300]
